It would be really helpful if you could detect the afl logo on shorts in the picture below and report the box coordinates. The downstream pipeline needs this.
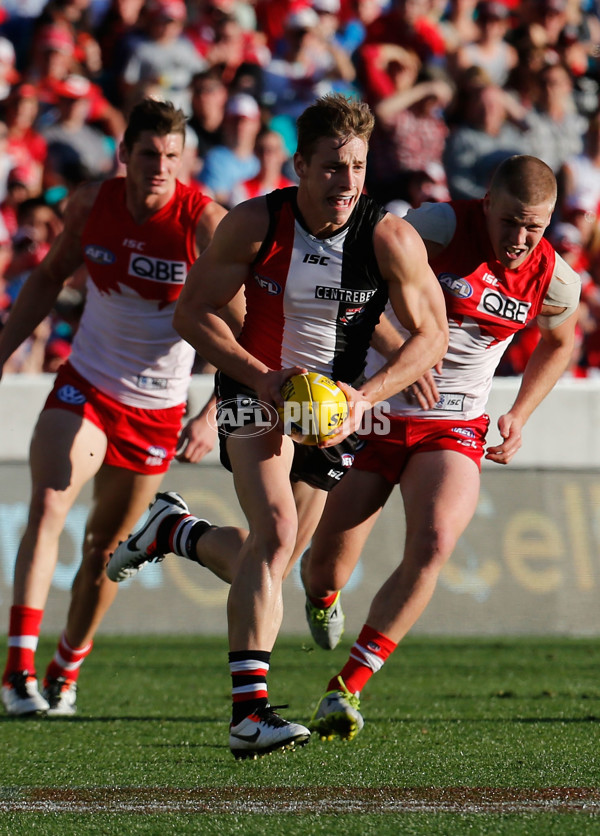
[341,453,354,468]
[57,385,87,405]
[85,245,116,265]
[145,445,168,466]
[438,273,472,298]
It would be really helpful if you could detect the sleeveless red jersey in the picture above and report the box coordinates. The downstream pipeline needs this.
[369,199,561,420]
[430,200,555,343]
[71,178,212,408]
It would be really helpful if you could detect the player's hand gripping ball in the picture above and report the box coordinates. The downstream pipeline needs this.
[278,372,349,445]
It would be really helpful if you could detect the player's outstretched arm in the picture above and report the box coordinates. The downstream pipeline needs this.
[485,314,577,465]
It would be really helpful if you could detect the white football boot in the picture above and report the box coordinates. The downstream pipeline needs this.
[107,491,191,582]
[229,705,311,760]
[42,677,78,717]
[2,671,49,716]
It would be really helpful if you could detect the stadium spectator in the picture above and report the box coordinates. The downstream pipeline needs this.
[302,156,581,741]
[0,213,13,323]
[523,60,587,174]
[175,125,204,190]
[186,69,228,159]
[439,0,479,55]
[0,36,19,103]
[1,168,34,236]
[504,42,548,113]
[0,196,64,373]
[367,55,453,203]
[253,0,297,54]
[443,67,529,199]
[332,0,387,57]
[25,23,126,141]
[4,83,47,198]
[558,113,600,224]
[8,196,61,282]
[41,74,117,185]
[384,162,451,218]
[261,5,356,129]
[226,127,295,206]
[0,2,46,72]
[94,0,147,108]
[186,5,268,90]
[197,91,262,205]
[451,0,518,86]
[120,0,206,114]
[32,0,105,81]
[357,0,446,105]
[0,98,228,718]
[107,93,448,760]
[0,120,16,204]
[26,23,77,94]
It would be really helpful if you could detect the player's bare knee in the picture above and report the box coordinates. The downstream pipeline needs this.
[27,486,72,532]
[408,527,456,572]
[250,513,297,558]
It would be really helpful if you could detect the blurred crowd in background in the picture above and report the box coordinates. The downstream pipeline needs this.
[1,0,600,377]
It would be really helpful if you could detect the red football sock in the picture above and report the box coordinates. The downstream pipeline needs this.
[3,605,44,682]
[44,631,93,685]
[328,624,397,695]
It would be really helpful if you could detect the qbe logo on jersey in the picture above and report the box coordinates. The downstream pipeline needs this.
[478,288,530,324]
[128,253,187,284]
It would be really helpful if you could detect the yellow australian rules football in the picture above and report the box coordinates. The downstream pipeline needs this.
[278,372,349,445]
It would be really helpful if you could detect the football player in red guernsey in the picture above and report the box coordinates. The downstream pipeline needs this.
[109,92,448,759]
[303,155,581,741]
[0,99,229,719]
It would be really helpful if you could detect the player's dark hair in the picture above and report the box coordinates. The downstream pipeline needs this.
[489,155,557,208]
[296,93,374,161]
[123,98,187,152]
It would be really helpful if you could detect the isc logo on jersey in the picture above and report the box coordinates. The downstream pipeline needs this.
[478,288,530,324]
[128,253,186,284]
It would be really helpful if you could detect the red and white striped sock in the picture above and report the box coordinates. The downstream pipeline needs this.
[229,650,270,725]
[43,631,93,686]
[328,624,397,695]
[3,605,43,683]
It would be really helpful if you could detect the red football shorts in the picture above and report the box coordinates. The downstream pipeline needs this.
[354,413,490,484]
[42,362,186,474]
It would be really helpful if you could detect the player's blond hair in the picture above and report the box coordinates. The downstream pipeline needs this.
[296,93,374,161]
[489,155,557,209]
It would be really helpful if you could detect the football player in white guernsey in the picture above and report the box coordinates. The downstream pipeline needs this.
[109,93,448,759]
[302,155,582,742]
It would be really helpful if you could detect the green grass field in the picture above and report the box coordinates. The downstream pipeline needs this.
[1,635,599,835]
